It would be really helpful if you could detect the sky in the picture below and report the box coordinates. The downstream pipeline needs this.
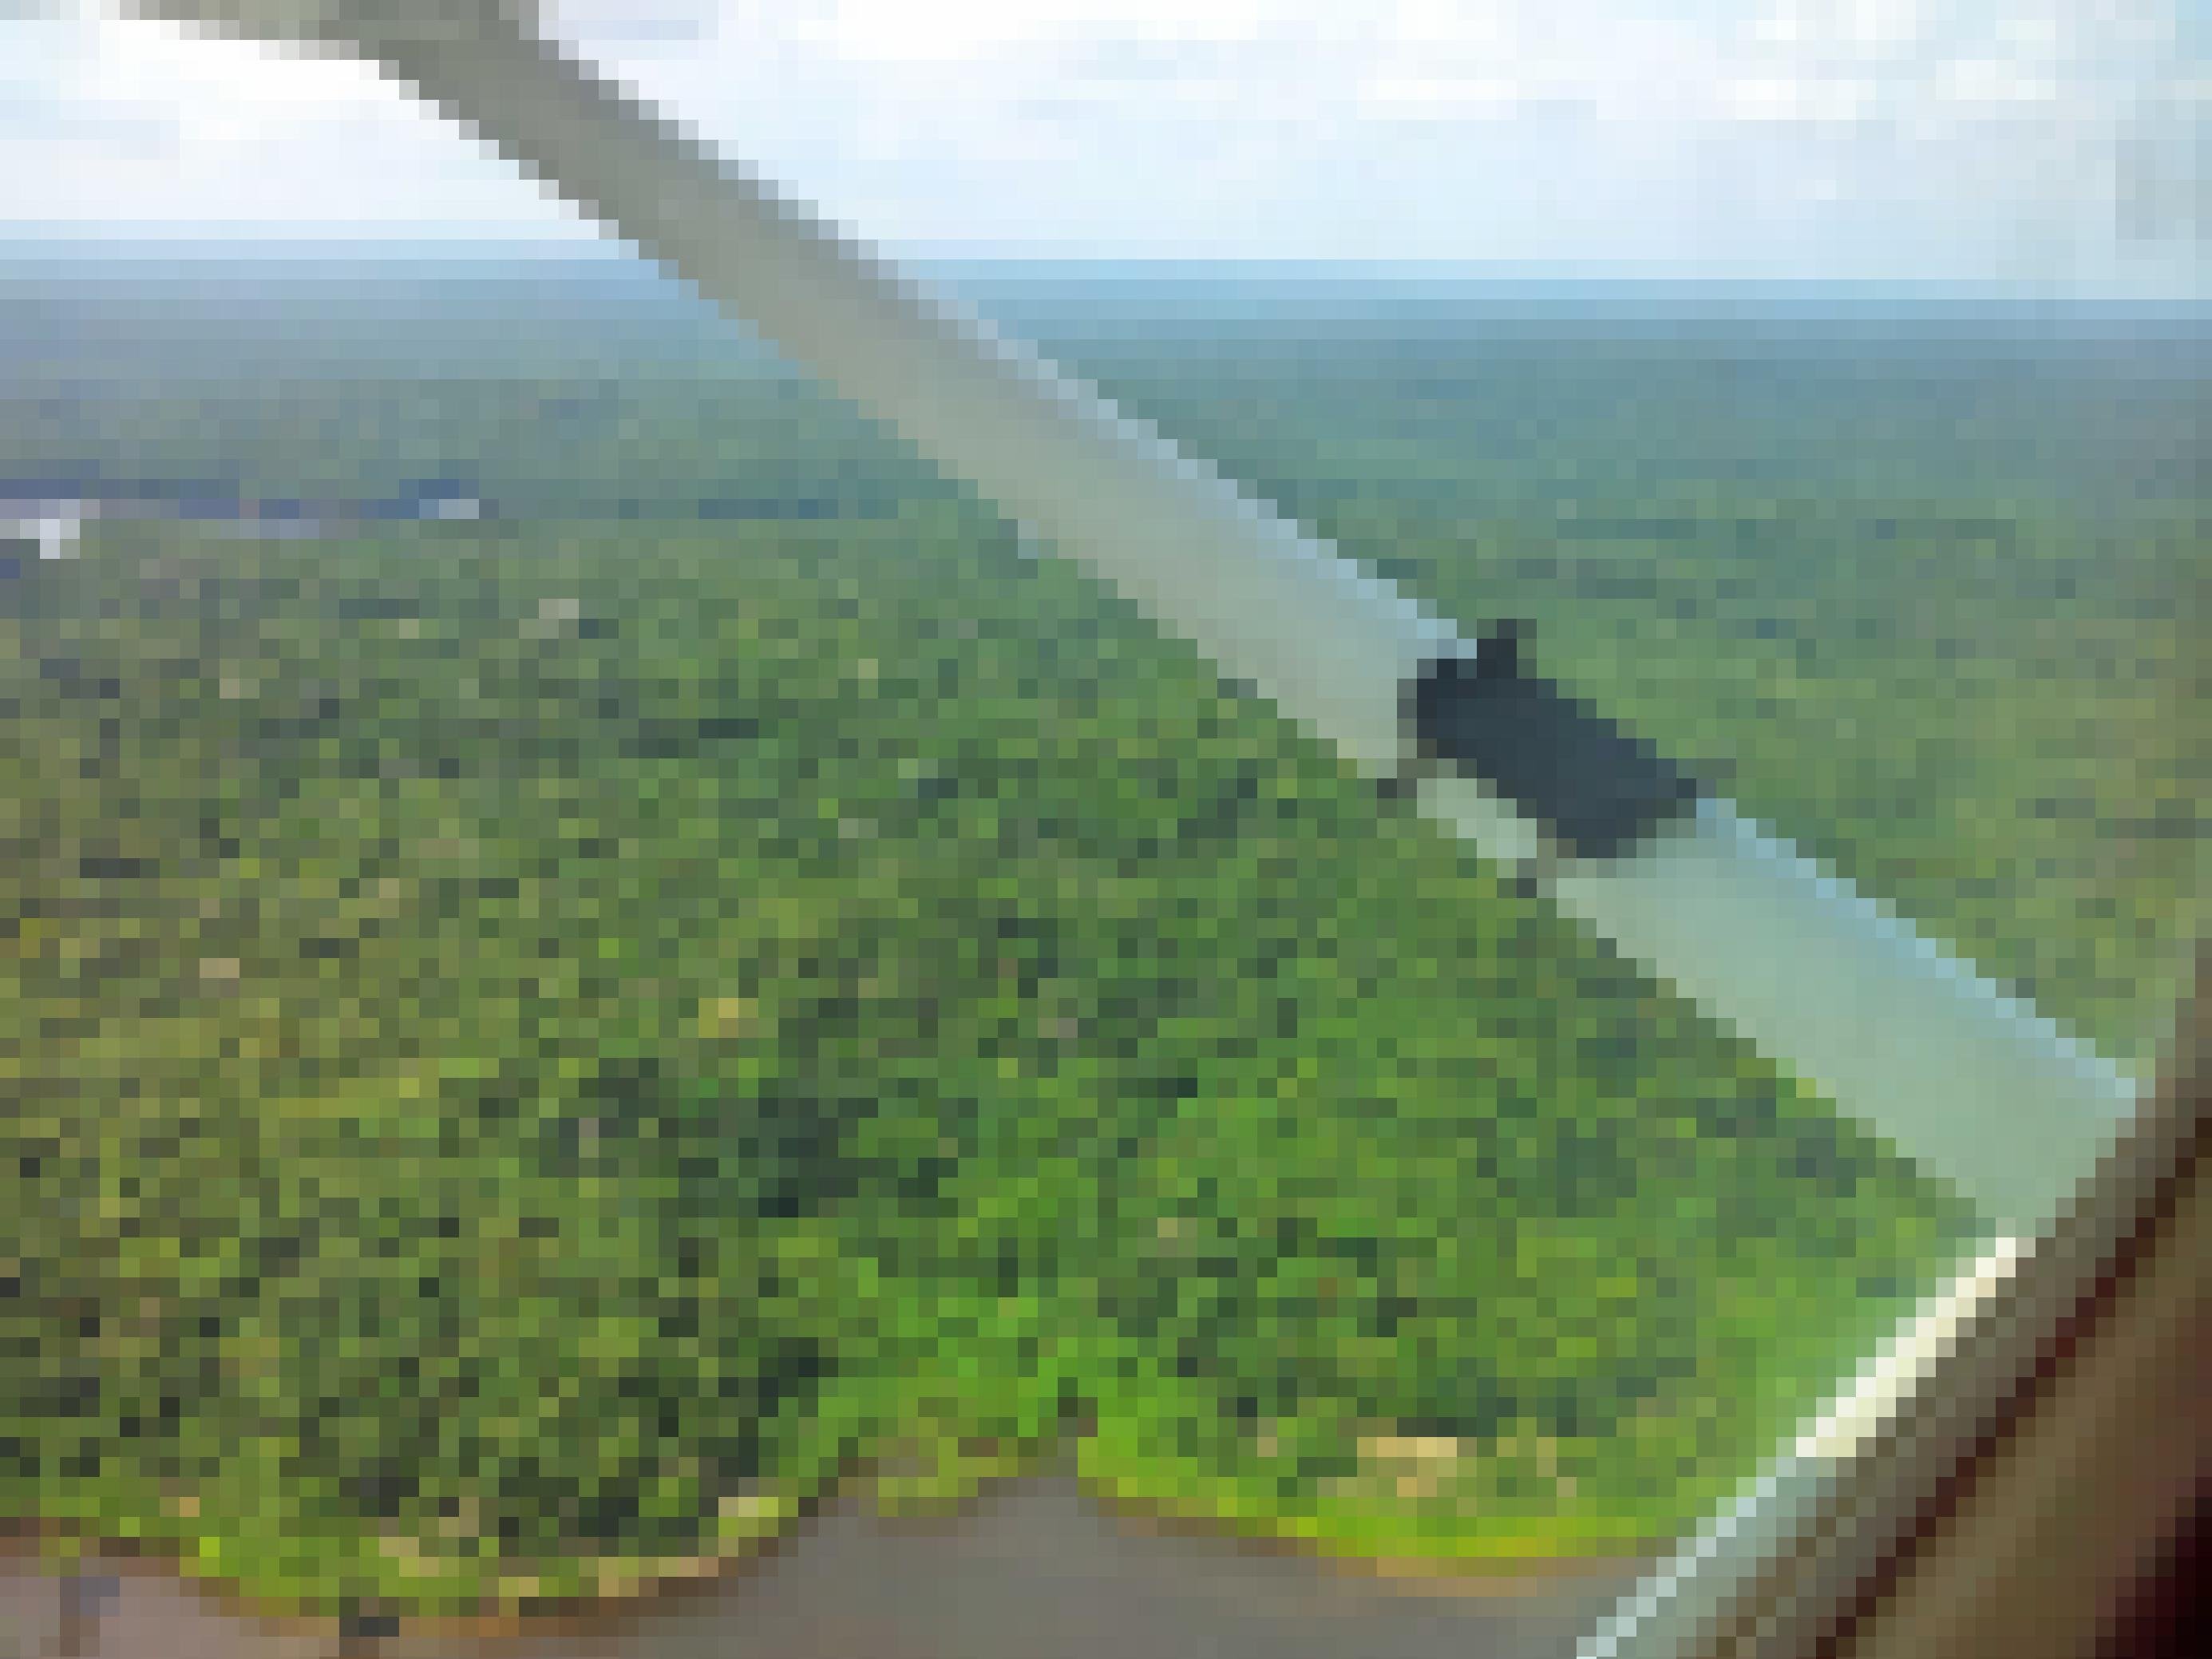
[0,0,2206,292]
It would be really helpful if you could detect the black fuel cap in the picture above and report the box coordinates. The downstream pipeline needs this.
[1403,620,1704,861]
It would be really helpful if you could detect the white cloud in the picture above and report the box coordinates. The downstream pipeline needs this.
[0,0,2199,290]
[1936,56,2062,109]
[1359,74,1527,119]
[778,0,1287,61]
[0,3,582,232]
[1723,74,1879,124]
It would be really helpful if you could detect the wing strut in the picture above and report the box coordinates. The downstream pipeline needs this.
[138,0,2142,1237]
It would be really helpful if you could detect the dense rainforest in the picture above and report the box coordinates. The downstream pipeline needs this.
[2,259,2198,1627]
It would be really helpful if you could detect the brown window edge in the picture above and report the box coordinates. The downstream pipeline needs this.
[1589,941,2208,1659]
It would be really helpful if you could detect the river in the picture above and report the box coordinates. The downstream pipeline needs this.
[4,1477,1651,1659]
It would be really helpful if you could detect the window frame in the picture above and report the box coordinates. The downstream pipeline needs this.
[1589,954,2202,1658]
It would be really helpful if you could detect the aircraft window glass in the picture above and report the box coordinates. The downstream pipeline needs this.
[2,3,2198,1653]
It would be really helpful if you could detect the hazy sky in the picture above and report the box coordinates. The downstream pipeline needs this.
[1,1,2205,291]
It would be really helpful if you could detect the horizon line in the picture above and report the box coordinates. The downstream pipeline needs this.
[2,232,2204,305]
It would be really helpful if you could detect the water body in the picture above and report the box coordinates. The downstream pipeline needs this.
[4,1479,1649,1659]
[0,496,485,539]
